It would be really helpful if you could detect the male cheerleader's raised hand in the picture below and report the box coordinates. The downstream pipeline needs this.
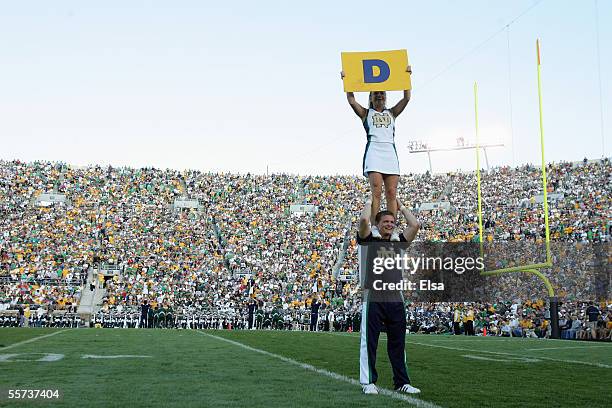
[396,197,420,244]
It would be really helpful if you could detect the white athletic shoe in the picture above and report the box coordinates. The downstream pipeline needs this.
[362,383,379,395]
[371,226,382,239]
[396,384,421,394]
[390,229,401,242]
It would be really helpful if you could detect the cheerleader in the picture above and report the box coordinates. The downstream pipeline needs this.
[341,66,412,240]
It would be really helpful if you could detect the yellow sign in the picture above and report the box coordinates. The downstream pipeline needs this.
[341,49,411,92]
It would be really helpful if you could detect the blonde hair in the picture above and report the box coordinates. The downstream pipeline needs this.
[368,91,387,109]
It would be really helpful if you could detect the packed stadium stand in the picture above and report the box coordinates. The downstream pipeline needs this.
[1,158,610,340]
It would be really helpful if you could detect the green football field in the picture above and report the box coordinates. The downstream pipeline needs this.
[0,328,610,408]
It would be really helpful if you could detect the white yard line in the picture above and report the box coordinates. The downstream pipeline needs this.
[196,331,444,408]
[1,330,70,351]
[327,332,611,369]
[461,354,541,363]
[81,354,152,359]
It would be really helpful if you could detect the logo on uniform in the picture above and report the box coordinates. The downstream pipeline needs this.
[375,245,396,259]
[372,112,391,128]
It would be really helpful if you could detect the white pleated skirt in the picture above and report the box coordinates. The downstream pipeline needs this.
[362,141,400,177]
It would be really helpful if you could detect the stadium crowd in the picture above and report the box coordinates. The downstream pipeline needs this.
[0,158,610,340]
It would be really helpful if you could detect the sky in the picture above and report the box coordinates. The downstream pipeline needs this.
[1,0,610,175]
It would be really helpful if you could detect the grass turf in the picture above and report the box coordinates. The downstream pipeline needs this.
[0,328,610,407]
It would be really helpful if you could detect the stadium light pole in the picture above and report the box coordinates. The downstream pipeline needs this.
[408,141,504,173]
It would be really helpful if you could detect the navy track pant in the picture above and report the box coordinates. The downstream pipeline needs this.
[359,298,410,388]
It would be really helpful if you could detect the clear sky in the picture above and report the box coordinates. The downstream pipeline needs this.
[1,0,610,175]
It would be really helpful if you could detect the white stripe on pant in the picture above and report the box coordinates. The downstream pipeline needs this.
[359,292,370,384]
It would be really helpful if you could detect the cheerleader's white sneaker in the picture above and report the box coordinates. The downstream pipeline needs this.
[396,384,421,394]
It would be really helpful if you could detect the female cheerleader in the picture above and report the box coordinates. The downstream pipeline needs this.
[341,66,412,240]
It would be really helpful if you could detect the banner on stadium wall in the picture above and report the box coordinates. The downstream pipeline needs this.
[234,269,252,278]
[419,201,451,211]
[99,263,120,276]
[35,193,68,206]
[338,270,356,282]
[341,49,411,92]
[533,193,564,203]
[290,204,318,215]
[173,198,201,209]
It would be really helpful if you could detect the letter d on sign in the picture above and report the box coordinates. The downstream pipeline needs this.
[363,59,390,83]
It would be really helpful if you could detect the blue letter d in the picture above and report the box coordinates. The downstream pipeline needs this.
[363,59,390,83]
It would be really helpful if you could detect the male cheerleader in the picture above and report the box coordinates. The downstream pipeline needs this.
[357,196,421,395]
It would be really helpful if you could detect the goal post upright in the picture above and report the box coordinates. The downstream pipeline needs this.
[475,39,559,338]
